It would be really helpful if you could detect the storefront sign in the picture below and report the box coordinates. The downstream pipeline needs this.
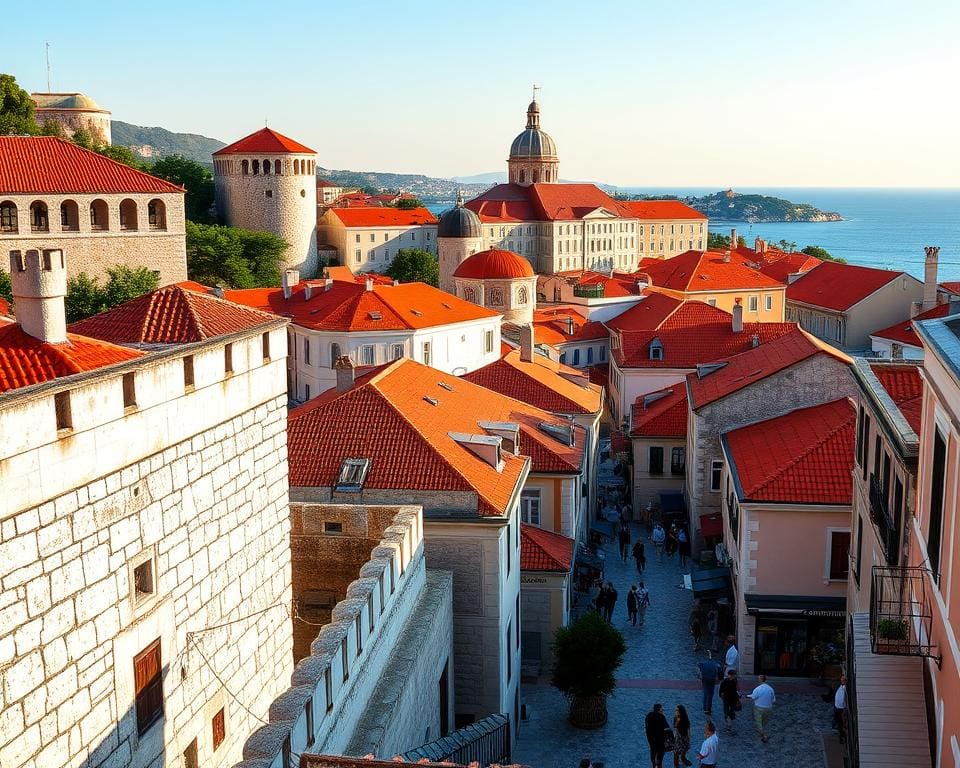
[803,610,845,617]
[521,576,548,584]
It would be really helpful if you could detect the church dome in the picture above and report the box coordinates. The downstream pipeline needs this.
[454,249,535,280]
[438,193,482,238]
[509,100,557,160]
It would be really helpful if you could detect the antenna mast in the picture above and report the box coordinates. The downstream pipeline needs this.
[45,42,51,91]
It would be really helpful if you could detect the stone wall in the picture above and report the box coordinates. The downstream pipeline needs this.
[0,327,292,768]
[0,191,186,285]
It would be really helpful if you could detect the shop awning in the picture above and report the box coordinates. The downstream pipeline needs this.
[659,490,686,515]
[690,566,731,597]
[590,520,615,539]
[576,548,604,573]
[744,594,846,617]
[699,514,723,538]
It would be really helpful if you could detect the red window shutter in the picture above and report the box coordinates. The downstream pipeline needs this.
[212,708,225,750]
[134,639,163,735]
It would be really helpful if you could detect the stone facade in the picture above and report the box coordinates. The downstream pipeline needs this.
[0,325,292,768]
[438,236,482,294]
[316,212,437,273]
[453,275,538,325]
[0,192,186,285]
[214,154,318,277]
[31,93,112,145]
[686,354,856,531]
[519,570,570,676]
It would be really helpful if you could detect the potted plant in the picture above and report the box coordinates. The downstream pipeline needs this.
[808,632,845,680]
[876,618,909,651]
[551,611,626,728]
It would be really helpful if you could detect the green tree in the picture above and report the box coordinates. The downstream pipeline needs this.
[0,268,12,307]
[186,222,287,288]
[95,144,144,169]
[802,244,847,264]
[64,267,160,323]
[149,155,215,222]
[706,232,746,250]
[71,126,94,149]
[385,248,439,286]
[393,197,424,210]
[0,73,39,135]
[64,273,106,323]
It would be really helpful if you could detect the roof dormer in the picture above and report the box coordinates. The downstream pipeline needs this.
[649,337,664,361]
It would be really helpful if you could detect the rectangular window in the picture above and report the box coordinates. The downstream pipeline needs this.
[303,338,311,365]
[670,447,685,475]
[649,446,664,475]
[224,343,234,375]
[324,667,333,712]
[262,331,271,361]
[355,249,361,263]
[748,295,759,312]
[516,594,521,648]
[212,707,225,751]
[133,558,155,603]
[485,329,494,354]
[599,346,606,362]
[520,489,541,525]
[361,345,375,365]
[861,414,871,480]
[573,349,580,366]
[134,639,163,736]
[341,638,349,682]
[122,373,137,410]
[873,435,881,481]
[305,698,315,747]
[392,343,404,360]
[323,521,343,534]
[355,615,363,656]
[765,294,773,311]
[829,530,851,580]
[506,623,512,682]
[54,391,72,432]
[929,430,947,580]
[183,356,195,390]
[855,405,865,466]
[370,233,375,242]
[854,516,864,586]
[587,347,594,364]
[422,341,431,366]
[710,460,723,492]
[892,477,904,564]
[304,384,311,400]
[355,234,361,243]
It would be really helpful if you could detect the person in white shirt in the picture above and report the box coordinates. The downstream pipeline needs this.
[651,523,666,561]
[748,674,776,743]
[696,721,719,767]
[723,637,739,673]
[833,674,848,739]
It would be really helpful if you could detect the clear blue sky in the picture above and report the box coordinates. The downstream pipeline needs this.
[7,0,959,186]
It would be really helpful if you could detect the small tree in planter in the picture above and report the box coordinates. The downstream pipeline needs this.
[551,611,626,728]
[876,618,909,652]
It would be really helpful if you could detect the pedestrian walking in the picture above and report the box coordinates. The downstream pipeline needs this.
[673,704,692,768]
[618,525,631,562]
[748,674,776,743]
[632,540,646,574]
[696,722,719,768]
[677,527,690,567]
[595,583,608,618]
[697,651,722,715]
[644,703,670,768]
[718,669,741,730]
[627,585,639,626]
[651,523,666,561]
[666,524,678,557]
[723,636,739,675]
[579,760,592,768]
[690,616,703,651]
[637,582,651,625]
[604,581,618,623]
[833,674,847,741]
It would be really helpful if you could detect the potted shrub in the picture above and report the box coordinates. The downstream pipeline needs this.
[551,611,626,728]
[876,618,909,651]
[808,633,845,680]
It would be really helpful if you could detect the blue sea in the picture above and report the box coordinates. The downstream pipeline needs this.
[428,188,960,282]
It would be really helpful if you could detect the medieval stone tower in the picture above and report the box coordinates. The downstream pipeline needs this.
[213,127,319,277]
[437,192,484,293]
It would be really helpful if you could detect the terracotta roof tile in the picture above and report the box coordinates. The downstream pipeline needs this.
[554,270,645,298]
[756,253,821,283]
[622,200,707,220]
[940,281,960,294]
[687,328,851,410]
[465,183,634,222]
[630,387,688,438]
[639,250,783,292]
[328,207,438,227]
[725,399,855,505]
[69,285,280,345]
[0,136,183,194]
[0,319,144,393]
[520,523,574,571]
[870,302,950,348]
[454,249,535,279]
[213,127,315,155]
[532,307,607,346]
[786,261,907,312]
[871,363,923,434]
[287,359,585,515]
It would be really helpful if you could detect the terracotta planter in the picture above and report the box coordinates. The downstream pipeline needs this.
[569,694,608,729]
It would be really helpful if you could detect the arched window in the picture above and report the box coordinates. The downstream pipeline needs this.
[252,159,260,175]
[648,337,663,361]
[119,199,138,231]
[30,201,49,232]
[294,159,300,175]
[517,286,529,305]
[330,342,341,368]
[488,287,504,306]
[518,169,525,183]
[533,169,539,183]
[275,159,282,175]
[263,159,271,175]
[463,286,477,304]
[148,199,167,231]
[0,201,16,233]
[60,200,79,231]
[241,159,249,175]
[90,199,109,231]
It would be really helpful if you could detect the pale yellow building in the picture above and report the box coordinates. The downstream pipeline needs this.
[317,206,438,272]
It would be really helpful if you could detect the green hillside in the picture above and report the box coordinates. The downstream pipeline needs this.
[111,121,225,164]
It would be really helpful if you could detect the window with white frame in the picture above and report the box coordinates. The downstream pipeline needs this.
[765,294,773,311]
[520,489,541,525]
[748,295,759,312]
[485,329,494,354]
[361,345,375,365]
[391,343,404,360]
[827,529,851,580]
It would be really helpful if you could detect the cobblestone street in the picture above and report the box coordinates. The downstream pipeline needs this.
[513,522,838,768]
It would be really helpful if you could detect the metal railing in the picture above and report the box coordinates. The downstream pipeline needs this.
[401,712,511,766]
[869,565,941,666]
[573,284,604,299]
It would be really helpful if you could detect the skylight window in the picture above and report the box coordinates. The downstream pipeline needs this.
[423,396,439,406]
[438,382,454,391]
[368,311,382,320]
[411,309,423,316]
[335,458,371,492]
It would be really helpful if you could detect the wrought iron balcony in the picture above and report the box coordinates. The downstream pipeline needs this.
[573,284,604,299]
[869,565,941,666]
[868,475,900,566]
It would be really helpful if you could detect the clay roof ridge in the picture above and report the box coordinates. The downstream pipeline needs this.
[60,137,186,192]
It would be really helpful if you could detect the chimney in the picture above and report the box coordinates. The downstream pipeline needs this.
[212,285,225,299]
[566,317,575,336]
[10,249,68,343]
[365,278,374,292]
[392,279,399,287]
[334,355,355,392]
[732,301,743,333]
[923,246,940,312]
[751,333,760,348]
[730,228,738,249]
[520,323,535,362]
[754,237,766,254]
[722,250,731,263]
[282,269,300,299]
[304,282,313,300]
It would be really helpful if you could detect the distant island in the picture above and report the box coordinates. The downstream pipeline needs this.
[630,189,843,223]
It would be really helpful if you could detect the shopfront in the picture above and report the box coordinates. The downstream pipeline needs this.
[745,595,846,676]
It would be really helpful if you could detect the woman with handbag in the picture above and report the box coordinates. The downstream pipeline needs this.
[719,668,742,731]
[673,704,692,768]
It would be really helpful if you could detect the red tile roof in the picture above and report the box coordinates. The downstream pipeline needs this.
[687,328,851,410]
[213,127,315,156]
[940,281,960,294]
[0,136,183,194]
[724,399,855,505]
[322,266,394,285]
[0,298,9,317]
[607,296,798,369]
[0,318,144,393]
[462,349,602,415]
[226,280,498,332]
[532,307,608,346]
[555,270,645,298]
[630,387,688,438]
[871,363,923,434]
[520,524,574,571]
[68,285,281,345]
[465,183,634,222]
[870,302,950,348]
[639,250,783,293]
[287,359,585,516]
[327,207,438,227]
[454,249,535,279]
[756,253,821,284]
[786,261,908,312]
[622,200,707,220]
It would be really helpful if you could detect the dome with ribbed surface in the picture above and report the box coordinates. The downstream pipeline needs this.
[509,100,558,160]
[438,193,482,238]
[454,249,535,280]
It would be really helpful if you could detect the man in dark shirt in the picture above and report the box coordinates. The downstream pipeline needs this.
[697,651,722,715]
[644,702,670,768]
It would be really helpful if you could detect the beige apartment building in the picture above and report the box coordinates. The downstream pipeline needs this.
[317,206,438,273]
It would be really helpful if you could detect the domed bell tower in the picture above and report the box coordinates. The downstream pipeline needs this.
[437,192,484,294]
[508,86,559,187]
